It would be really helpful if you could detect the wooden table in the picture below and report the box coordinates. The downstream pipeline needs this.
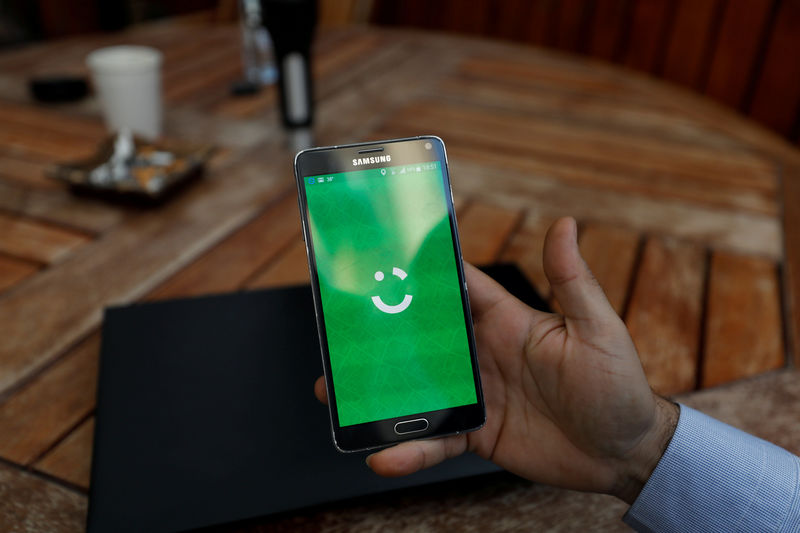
[1,17,799,532]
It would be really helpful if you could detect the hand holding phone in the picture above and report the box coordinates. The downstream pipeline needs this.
[314,220,677,508]
[294,136,485,452]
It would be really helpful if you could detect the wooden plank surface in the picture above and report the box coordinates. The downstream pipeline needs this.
[245,239,310,289]
[0,462,86,532]
[146,192,301,301]
[34,417,94,490]
[622,0,675,73]
[0,157,291,396]
[0,150,59,189]
[586,0,631,61]
[577,223,640,316]
[0,213,90,265]
[747,0,800,137]
[499,213,556,301]
[660,0,721,89]
[0,180,123,235]
[444,149,781,261]
[625,237,706,395]
[702,251,784,387]
[0,254,38,293]
[782,163,800,367]
[703,0,773,109]
[0,333,99,464]
[456,202,522,265]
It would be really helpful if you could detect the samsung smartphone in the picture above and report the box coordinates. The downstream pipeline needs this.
[294,136,485,452]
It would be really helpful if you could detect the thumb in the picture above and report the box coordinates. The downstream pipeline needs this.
[543,217,617,327]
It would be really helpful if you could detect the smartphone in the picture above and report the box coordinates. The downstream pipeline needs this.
[294,136,485,452]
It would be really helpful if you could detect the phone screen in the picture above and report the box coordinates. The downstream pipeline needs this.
[303,159,477,427]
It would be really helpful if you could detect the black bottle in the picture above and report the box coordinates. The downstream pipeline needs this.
[260,0,318,130]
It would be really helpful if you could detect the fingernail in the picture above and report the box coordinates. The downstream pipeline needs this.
[365,454,374,468]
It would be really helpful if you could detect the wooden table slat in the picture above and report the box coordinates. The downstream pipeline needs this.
[385,101,778,193]
[499,213,556,301]
[444,152,781,260]
[0,180,124,235]
[625,237,706,395]
[0,333,99,464]
[0,159,289,397]
[0,151,60,190]
[146,192,301,301]
[0,462,86,532]
[784,164,800,367]
[702,251,785,387]
[578,223,641,316]
[436,74,747,154]
[0,212,91,265]
[245,239,311,289]
[0,101,107,141]
[0,254,39,294]
[34,417,94,491]
[456,201,522,265]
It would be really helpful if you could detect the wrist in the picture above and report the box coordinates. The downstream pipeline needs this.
[614,396,679,505]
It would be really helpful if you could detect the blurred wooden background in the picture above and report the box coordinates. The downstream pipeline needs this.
[5,0,800,144]
[371,0,800,146]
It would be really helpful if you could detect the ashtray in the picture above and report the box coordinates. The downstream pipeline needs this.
[48,131,215,204]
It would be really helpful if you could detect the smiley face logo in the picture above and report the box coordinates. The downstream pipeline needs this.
[371,267,413,314]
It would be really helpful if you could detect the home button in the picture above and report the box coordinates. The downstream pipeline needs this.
[394,418,429,435]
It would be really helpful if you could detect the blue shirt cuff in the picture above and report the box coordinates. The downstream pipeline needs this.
[623,404,800,532]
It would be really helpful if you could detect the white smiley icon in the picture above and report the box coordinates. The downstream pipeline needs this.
[371,267,413,314]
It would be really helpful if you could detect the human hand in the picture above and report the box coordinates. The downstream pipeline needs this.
[314,217,678,504]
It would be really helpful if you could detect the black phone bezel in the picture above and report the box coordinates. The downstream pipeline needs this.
[294,136,485,452]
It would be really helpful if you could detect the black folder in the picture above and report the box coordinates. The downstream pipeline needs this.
[87,264,547,532]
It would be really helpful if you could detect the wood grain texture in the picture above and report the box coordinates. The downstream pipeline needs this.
[553,0,594,52]
[383,100,779,213]
[660,0,721,89]
[0,157,290,396]
[499,213,556,301]
[0,462,86,532]
[245,239,310,289]
[524,0,556,45]
[704,0,773,109]
[0,150,57,189]
[0,212,90,264]
[34,417,94,490]
[146,193,301,300]
[783,163,800,367]
[748,0,800,136]
[578,223,640,315]
[702,251,784,387]
[622,0,674,73]
[0,333,99,465]
[0,254,38,294]
[485,0,534,42]
[457,202,522,265]
[626,237,706,395]
[587,0,632,61]
[440,149,781,260]
[0,180,123,235]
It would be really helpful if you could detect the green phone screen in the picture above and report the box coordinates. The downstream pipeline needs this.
[305,161,477,427]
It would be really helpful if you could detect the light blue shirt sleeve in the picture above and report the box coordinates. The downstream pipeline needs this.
[623,404,800,532]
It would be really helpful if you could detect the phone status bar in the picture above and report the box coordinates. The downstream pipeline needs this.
[306,161,439,186]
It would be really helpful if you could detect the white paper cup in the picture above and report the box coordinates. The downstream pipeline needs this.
[87,45,163,139]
